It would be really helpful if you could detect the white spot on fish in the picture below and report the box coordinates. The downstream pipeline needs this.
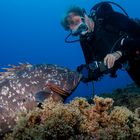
[12,86,16,90]
[25,83,30,87]
[17,102,23,106]
[20,106,27,111]
[9,81,13,88]
[22,72,29,78]
[29,93,33,98]
[4,119,7,122]
[12,93,15,96]
[17,102,20,106]
[30,81,38,85]
[5,100,8,105]
[8,93,12,98]
[21,87,25,94]
[12,98,16,102]
[47,74,51,78]
[1,86,9,96]
[16,90,20,94]
[34,74,38,77]
[8,125,11,128]
[17,83,22,88]
[2,116,5,120]
[28,76,32,79]
[13,80,19,84]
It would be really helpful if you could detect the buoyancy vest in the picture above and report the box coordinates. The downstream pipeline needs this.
[80,2,140,64]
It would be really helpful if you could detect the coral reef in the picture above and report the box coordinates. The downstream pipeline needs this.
[2,94,140,140]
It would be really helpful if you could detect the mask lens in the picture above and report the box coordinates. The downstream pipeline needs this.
[71,22,88,36]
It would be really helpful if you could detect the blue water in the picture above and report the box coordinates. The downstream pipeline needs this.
[0,0,139,101]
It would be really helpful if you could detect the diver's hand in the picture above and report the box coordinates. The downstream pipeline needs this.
[104,51,122,69]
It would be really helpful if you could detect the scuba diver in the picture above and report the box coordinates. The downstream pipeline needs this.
[61,1,140,86]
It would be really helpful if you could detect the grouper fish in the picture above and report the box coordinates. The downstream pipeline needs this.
[0,63,81,136]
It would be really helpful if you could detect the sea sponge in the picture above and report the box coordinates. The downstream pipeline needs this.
[69,97,90,111]
[78,96,114,135]
[110,106,135,126]
[3,96,140,140]
[93,95,114,113]
[4,97,83,140]
[88,96,113,127]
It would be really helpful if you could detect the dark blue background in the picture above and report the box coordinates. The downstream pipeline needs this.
[0,0,139,101]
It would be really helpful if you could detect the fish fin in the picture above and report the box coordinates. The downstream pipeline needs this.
[7,62,32,72]
[0,62,32,81]
[46,83,70,97]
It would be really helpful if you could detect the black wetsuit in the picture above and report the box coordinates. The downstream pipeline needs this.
[79,3,140,86]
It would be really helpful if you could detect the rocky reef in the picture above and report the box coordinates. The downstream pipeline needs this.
[2,88,140,140]
[101,83,140,111]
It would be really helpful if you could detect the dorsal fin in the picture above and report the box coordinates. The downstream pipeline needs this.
[0,62,32,81]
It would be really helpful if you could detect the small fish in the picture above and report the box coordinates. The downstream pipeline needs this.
[0,63,81,136]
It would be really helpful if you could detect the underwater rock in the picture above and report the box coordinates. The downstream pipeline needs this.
[0,63,81,136]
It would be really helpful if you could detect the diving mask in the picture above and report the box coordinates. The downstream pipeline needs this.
[71,22,88,36]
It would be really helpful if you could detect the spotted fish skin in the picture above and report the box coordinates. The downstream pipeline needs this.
[0,63,81,135]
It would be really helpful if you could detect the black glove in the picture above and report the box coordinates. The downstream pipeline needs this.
[77,63,103,83]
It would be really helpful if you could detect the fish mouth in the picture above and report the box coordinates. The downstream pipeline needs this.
[71,72,82,91]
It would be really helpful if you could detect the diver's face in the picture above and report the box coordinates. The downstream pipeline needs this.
[67,14,83,30]
[67,13,88,36]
